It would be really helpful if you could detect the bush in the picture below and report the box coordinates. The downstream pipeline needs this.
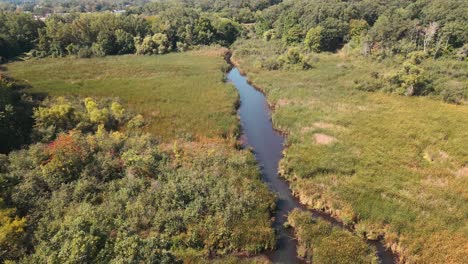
[33,97,130,142]
[135,33,171,55]
[77,47,93,58]
[2,95,276,262]
[263,29,277,41]
[280,47,302,65]
[441,86,466,104]
[277,47,316,70]
[260,56,283,70]
[353,79,381,92]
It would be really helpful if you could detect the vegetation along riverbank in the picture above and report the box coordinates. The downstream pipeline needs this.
[232,37,468,263]
[1,0,467,263]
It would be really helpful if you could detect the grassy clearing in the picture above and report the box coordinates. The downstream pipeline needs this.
[3,48,237,141]
[233,39,468,263]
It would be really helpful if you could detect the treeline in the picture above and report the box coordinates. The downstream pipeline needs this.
[0,8,241,59]
[255,0,467,57]
[1,0,280,23]
[0,94,276,262]
[240,0,467,103]
[0,0,285,60]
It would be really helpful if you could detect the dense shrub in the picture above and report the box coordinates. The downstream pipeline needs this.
[33,97,131,142]
[135,33,171,55]
[0,96,275,262]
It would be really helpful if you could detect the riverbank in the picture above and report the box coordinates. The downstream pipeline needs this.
[231,39,468,263]
[227,64,395,263]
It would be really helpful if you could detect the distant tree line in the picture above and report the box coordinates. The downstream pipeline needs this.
[255,0,467,58]
[0,6,243,59]
[1,0,280,14]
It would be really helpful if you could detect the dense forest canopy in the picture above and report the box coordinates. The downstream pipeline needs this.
[255,0,467,54]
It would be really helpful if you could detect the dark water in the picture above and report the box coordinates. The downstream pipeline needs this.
[227,67,396,264]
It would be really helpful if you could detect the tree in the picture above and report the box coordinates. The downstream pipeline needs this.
[0,199,27,262]
[115,29,135,54]
[214,18,240,45]
[305,26,324,52]
[0,11,43,58]
[194,17,216,45]
[349,19,369,42]
[318,17,349,52]
[135,33,171,55]
[0,76,33,153]
[282,25,303,44]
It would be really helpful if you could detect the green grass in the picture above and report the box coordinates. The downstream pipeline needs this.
[3,48,238,141]
[233,39,468,263]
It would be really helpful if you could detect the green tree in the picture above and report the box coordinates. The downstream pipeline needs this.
[0,199,27,262]
[282,25,303,44]
[0,11,43,58]
[194,17,216,45]
[0,77,33,153]
[305,26,324,52]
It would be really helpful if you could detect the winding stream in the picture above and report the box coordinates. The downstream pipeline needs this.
[227,67,396,264]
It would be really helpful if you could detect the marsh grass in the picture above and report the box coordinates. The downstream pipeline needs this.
[288,209,377,264]
[3,48,238,141]
[233,38,468,263]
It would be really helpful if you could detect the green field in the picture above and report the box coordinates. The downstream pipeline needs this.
[233,39,468,263]
[4,48,238,141]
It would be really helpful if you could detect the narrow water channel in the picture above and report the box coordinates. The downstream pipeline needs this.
[227,67,396,264]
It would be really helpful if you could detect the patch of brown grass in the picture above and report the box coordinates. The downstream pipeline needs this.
[313,133,337,145]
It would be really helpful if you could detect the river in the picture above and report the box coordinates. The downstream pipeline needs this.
[227,67,396,264]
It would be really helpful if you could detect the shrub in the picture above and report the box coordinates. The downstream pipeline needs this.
[263,29,277,41]
[280,47,302,65]
[441,86,466,104]
[260,56,283,70]
[282,26,303,44]
[135,33,171,55]
[2,95,276,262]
[33,97,131,142]
[399,61,432,96]
[77,47,93,58]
